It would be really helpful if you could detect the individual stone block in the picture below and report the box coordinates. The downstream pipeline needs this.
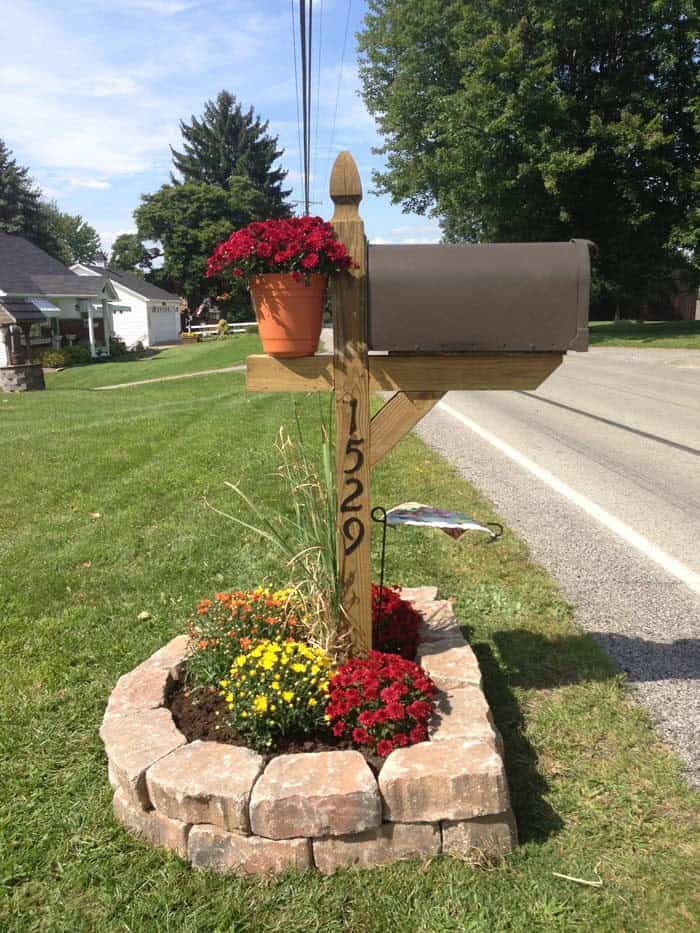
[147,634,190,675]
[442,811,517,860]
[379,738,509,823]
[146,740,263,832]
[429,687,498,745]
[416,600,466,645]
[113,787,189,858]
[398,586,439,606]
[417,642,482,690]
[188,823,311,875]
[100,708,186,808]
[105,662,172,717]
[250,750,381,840]
[104,635,190,717]
[313,821,440,874]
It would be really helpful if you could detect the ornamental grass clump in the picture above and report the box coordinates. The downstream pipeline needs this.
[207,405,349,660]
[219,639,334,752]
[185,588,304,690]
[326,652,438,758]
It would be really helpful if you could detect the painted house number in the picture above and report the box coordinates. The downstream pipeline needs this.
[340,397,365,556]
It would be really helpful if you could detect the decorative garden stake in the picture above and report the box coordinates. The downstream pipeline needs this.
[246,151,591,655]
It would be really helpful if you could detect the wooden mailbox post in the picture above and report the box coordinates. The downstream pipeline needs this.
[246,151,583,654]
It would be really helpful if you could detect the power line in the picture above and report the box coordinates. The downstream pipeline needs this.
[325,0,353,194]
[289,0,304,212]
[312,0,324,210]
[299,0,308,214]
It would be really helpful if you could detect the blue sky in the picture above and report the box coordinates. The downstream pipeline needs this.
[0,0,441,254]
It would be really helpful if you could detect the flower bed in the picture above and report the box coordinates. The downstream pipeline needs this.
[100,588,517,874]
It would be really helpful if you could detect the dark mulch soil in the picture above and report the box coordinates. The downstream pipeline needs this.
[168,677,384,773]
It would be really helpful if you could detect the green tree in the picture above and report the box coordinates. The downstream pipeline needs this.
[171,91,291,217]
[109,233,159,274]
[135,177,268,307]
[0,140,64,260]
[358,1,699,315]
[40,201,102,265]
[0,139,43,237]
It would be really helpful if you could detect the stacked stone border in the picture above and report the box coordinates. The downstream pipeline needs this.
[100,588,517,875]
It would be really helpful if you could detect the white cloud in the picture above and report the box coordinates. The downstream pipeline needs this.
[69,178,112,190]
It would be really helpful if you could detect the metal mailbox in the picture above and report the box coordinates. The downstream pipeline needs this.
[368,240,591,353]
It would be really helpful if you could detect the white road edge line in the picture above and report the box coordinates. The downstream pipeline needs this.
[437,399,700,595]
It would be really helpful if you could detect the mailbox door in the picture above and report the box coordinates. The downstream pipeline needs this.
[368,241,590,352]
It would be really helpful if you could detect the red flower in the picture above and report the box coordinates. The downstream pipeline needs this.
[326,652,437,758]
[301,252,319,269]
[205,216,355,286]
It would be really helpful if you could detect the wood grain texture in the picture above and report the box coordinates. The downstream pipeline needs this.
[369,391,444,468]
[246,354,334,392]
[330,151,372,656]
[246,352,563,393]
[368,353,563,391]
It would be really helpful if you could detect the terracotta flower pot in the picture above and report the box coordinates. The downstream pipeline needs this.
[250,273,326,358]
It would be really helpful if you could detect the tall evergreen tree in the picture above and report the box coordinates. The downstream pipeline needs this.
[0,139,45,240]
[0,140,82,264]
[170,91,291,217]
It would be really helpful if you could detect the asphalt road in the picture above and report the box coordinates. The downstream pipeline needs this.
[415,347,700,784]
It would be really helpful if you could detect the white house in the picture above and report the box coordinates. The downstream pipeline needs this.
[72,263,182,347]
[0,233,116,364]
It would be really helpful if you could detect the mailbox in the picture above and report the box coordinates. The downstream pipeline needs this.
[368,240,591,353]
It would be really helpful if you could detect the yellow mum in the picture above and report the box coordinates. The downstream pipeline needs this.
[253,695,268,714]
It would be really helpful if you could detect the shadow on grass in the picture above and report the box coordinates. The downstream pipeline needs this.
[461,626,621,844]
[468,636,562,844]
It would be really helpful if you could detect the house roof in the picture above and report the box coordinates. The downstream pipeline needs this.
[84,264,180,301]
[0,297,47,326]
[0,233,106,297]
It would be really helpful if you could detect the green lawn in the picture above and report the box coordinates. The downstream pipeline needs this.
[1,346,698,931]
[589,320,700,349]
[45,333,261,389]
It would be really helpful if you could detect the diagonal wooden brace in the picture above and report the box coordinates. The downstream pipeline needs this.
[370,391,444,468]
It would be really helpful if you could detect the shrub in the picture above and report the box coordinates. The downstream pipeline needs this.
[64,345,91,365]
[326,652,437,757]
[39,346,91,368]
[38,348,69,368]
[219,639,334,752]
[372,584,422,659]
[185,589,305,690]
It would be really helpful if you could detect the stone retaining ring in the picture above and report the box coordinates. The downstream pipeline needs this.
[100,589,517,874]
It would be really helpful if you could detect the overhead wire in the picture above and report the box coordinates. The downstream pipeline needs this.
[299,0,309,214]
[324,0,353,195]
[312,0,324,211]
[289,0,304,213]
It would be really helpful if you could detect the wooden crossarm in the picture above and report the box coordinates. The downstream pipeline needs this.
[246,352,563,394]
[370,392,444,467]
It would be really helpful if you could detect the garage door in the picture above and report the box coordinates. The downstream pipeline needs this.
[150,310,180,345]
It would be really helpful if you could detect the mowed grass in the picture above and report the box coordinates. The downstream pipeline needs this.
[1,347,698,932]
[589,320,700,349]
[45,332,261,389]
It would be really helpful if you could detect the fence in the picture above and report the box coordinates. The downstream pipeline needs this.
[188,322,258,338]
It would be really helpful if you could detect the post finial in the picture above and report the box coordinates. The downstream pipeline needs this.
[330,151,362,219]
